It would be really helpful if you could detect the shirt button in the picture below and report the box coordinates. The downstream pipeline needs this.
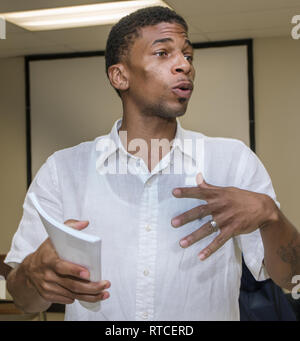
[145,225,151,232]
[143,269,149,276]
[142,312,148,319]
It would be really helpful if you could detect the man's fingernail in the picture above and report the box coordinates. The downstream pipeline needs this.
[172,218,180,227]
[198,253,205,260]
[180,239,189,248]
[80,271,90,279]
[196,173,203,185]
[173,189,181,196]
[102,292,110,300]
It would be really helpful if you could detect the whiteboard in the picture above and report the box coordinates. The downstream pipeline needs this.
[29,43,251,179]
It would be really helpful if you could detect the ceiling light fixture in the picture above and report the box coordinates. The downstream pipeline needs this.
[0,0,171,31]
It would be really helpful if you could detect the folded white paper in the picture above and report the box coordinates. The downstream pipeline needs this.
[28,192,102,312]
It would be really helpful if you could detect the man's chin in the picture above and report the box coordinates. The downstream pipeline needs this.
[158,102,188,119]
[157,110,186,119]
[142,99,189,119]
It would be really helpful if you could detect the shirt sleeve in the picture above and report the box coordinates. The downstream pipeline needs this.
[234,145,280,281]
[4,155,63,268]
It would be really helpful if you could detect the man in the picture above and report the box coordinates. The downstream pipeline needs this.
[5,6,300,321]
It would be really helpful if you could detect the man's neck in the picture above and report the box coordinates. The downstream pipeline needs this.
[118,114,177,172]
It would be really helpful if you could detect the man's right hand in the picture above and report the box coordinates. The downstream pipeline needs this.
[22,220,110,305]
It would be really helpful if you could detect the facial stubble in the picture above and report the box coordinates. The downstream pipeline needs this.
[141,94,189,119]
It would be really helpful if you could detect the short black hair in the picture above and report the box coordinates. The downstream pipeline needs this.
[105,6,188,96]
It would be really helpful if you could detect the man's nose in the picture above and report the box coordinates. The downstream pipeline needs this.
[172,53,192,75]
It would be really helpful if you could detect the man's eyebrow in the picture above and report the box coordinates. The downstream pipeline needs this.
[185,39,193,48]
[151,37,193,48]
[151,37,173,46]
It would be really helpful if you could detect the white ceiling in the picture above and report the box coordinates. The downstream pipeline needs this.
[0,0,299,58]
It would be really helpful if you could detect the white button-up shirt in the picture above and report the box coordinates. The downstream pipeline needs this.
[5,118,278,321]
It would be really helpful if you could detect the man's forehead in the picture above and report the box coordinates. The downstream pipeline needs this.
[138,22,189,46]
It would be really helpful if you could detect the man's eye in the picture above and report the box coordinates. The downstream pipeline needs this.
[155,51,168,57]
[185,55,193,62]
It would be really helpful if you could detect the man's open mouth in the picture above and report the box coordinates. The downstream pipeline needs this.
[172,81,193,99]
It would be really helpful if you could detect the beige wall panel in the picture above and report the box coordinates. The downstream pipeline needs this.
[180,45,249,146]
[254,37,300,231]
[0,57,27,253]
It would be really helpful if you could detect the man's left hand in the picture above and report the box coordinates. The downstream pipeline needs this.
[171,173,277,260]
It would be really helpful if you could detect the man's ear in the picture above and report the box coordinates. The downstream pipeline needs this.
[107,64,129,92]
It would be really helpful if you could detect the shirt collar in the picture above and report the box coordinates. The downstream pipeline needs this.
[172,120,197,163]
[95,118,198,169]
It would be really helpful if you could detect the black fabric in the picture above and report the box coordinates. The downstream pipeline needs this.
[239,257,297,321]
